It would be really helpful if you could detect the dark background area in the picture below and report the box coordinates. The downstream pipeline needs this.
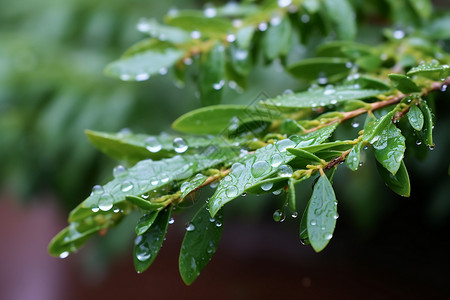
[1,0,450,299]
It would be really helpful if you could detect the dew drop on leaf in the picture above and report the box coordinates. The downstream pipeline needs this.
[251,161,271,178]
[271,153,283,167]
[185,223,195,232]
[173,137,188,153]
[113,165,127,178]
[276,139,296,152]
[59,251,69,259]
[226,185,239,197]
[273,209,285,222]
[121,181,134,192]
[98,195,113,211]
[278,164,293,177]
[91,185,103,195]
[145,137,162,153]
[261,182,273,191]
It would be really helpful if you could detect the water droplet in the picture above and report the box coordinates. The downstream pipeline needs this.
[204,7,217,18]
[180,181,191,193]
[173,137,188,153]
[272,189,282,195]
[441,84,447,92]
[136,244,152,261]
[258,22,268,31]
[273,209,285,222]
[190,31,201,39]
[351,121,360,128]
[278,0,292,7]
[324,233,333,240]
[136,18,151,32]
[91,207,99,212]
[393,29,405,39]
[120,180,133,192]
[91,185,103,195]
[113,165,127,178]
[271,153,283,167]
[207,241,215,254]
[215,220,222,227]
[184,57,193,65]
[270,16,282,26]
[261,182,273,191]
[160,174,169,183]
[159,68,168,75]
[169,218,175,224]
[120,74,131,81]
[226,186,239,197]
[98,195,113,211]
[145,137,162,153]
[185,223,195,231]
[323,88,336,95]
[278,164,293,177]
[333,212,339,220]
[226,34,236,42]
[310,220,317,226]
[113,207,120,213]
[416,140,422,146]
[429,145,435,150]
[301,14,310,23]
[251,161,271,178]
[276,139,296,152]
[317,74,328,85]
[210,181,219,188]
[292,212,298,218]
[135,73,150,81]
[59,251,69,259]
[209,217,215,223]
[213,80,225,90]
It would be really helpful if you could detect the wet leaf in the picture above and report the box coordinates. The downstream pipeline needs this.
[345,141,363,171]
[407,104,424,131]
[172,105,280,135]
[323,0,356,40]
[288,178,296,212]
[362,111,395,144]
[135,19,190,44]
[388,74,421,94]
[316,41,373,58]
[133,207,171,273]
[372,122,406,175]
[260,85,387,110]
[408,0,432,20]
[407,62,450,81]
[180,174,208,200]
[135,211,159,235]
[165,10,232,36]
[418,100,434,148]
[300,174,338,252]
[209,125,338,217]
[105,40,185,81]
[179,205,224,285]
[126,196,166,211]
[198,42,226,106]
[288,148,322,169]
[228,44,252,76]
[287,57,352,83]
[376,160,410,197]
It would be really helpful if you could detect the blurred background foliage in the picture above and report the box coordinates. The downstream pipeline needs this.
[1,0,450,289]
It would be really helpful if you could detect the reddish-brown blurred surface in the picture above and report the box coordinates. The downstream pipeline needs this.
[1,193,449,300]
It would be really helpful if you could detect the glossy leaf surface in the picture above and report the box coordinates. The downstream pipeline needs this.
[287,57,352,82]
[179,205,224,285]
[198,42,226,106]
[180,174,208,200]
[407,104,424,131]
[135,211,159,235]
[376,160,410,197]
[372,122,406,175]
[345,141,363,171]
[388,74,421,93]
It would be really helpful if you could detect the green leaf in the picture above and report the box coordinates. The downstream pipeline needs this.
[388,74,421,94]
[135,211,159,235]
[228,44,252,76]
[288,178,296,213]
[172,104,280,135]
[260,86,386,110]
[408,0,432,20]
[372,122,406,175]
[362,111,395,144]
[288,148,322,169]
[126,196,165,211]
[376,160,410,197]
[180,173,208,200]
[345,141,363,171]
[323,0,357,40]
[85,130,229,164]
[262,17,292,61]
[301,174,338,252]
[407,62,450,81]
[165,10,232,36]
[209,125,338,217]
[345,74,391,91]
[316,41,373,58]
[133,207,171,273]
[136,19,190,44]
[407,104,424,131]
[69,149,237,223]
[425,16,450,39]
[299,141,353,153]
[198,42,226,106]
[236,26,254,49]
[179,204,224,285]
[105,40,185,81]
[418,100,434,148]
[287,57,352,83]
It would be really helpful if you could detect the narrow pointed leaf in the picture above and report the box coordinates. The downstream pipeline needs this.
[260,86,387,110]
[126,196,165,211]
[388,74,421,93]
[407,104,424,131]
[304,174,338,252]
[198,42,226,106]
[262,17,292,61]
[135,211,159,235]
[172,105,280,134]
[179,205,224,285]
[165,11,232,36]
[418,100,434,148]
[407,62,450,81]
[287,57,352,82]
[362,111,395,143]
[372,122,406,175]
[180,174,208,200]
[135,19,190,44]
[376,160,410,197]
[345,142,363,171]
[133,207,171,273]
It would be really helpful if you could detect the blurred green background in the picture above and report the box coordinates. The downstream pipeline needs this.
[1,0,450,299]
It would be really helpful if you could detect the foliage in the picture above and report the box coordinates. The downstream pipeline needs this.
[49,0,450,285]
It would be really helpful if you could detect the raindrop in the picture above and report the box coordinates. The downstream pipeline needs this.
[185,223,195,231]
[351,121,360,128]
[120,74,131,81]
[301,14,310,23]
[113,207,120,213]
[145,137,162,153]
[213,80,225,90]
[173,137,188,153]
[271,153,284,167]
[324,233,333,240]
[136,19,151,32]
[226,34,236,42]
[317,74,328,85]
[226,186,239,197]
[416,140,422,146]
[207,242,215,254]
[393,30,405,39]
[204,7,217,18]
[273,209,285,222]
[135,73,150,81]
[272,189,282,195]
[310,219,317,226]
[261,182,273,191]
[276,139,296,152]
[345,62,353,69]
[91,207,99,213]
[169,218,175,224]
[160,175,169,183]
[159,68,168,75]
[59,251,69,259]
[136,245,152,261]
[215,220,222,227]
[429,145,435,150]
[292,212,298,218]
[141,194,149,199]
[278,0,292,7]
[190,31,201,39]
[333,212,339,220]
[323,89,336,95]
[151,179,159,186]
[180,181,191,193]
[278,164,293,177]
[441,85,448,92]
[121,181,134,192]
[258,22,268,31]
[270,16,282,26]
[113,165,127,178]
[251,161,271,178]
[184,57,193,65]
[209,217,215,223]
[235,49,248,60]
[98,195,113,211]
[91,185,103,195]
